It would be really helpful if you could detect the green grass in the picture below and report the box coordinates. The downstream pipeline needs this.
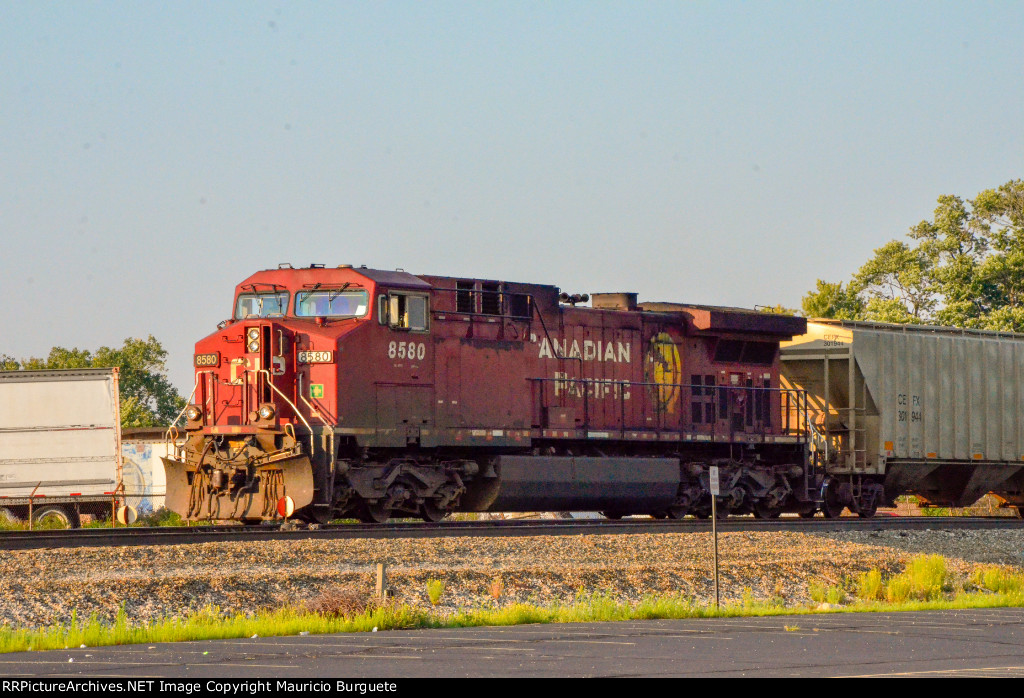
[1,507,188,531]
[0,513,78,531]
[3,554,1024,654]
[82,507,186,528]
[0,517,27,532]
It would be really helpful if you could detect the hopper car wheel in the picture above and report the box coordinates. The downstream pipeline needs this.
[602,511,624,520]
[666,505,689,520]
[820,479,846,519]
[649,511,668,520]
[359,501,391,524]
[32,505,78,529]
[857,501,878,519]
[798,510,817,519]
[421,501,448,523]
[821,498,845,519]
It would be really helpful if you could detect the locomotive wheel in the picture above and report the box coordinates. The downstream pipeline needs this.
[649,511,668,520]
[602,511,625,520]
[798,509,817,519]
[421,501,448,523]
[753,502,782,519]
[359,501,391,524]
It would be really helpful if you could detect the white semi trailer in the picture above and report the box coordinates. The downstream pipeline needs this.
[0,368,123,527]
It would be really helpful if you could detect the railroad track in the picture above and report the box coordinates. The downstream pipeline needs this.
[1,515,1022,551]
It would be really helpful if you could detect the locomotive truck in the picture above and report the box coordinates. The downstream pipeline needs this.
[163,263,1024,523]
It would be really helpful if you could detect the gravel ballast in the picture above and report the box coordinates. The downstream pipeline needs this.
[3,529,1024,629]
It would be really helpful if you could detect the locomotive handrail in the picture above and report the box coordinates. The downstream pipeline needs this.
[298,393,332,426]
[253,369,316,456]
[164,372,210,456]
[167,374,203,430]
[527,376,808,440]
[532,302,584,368]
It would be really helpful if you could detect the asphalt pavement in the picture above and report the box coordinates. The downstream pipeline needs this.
[3,608,1024,678]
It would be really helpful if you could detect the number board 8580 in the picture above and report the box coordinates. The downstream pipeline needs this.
[388,341,426,361]
[298,350,333,364]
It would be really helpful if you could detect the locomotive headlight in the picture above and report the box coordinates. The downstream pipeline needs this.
[247,339,260,353]
[185,405,203,422]
[247,328,260,340]
[246,328,260,353]
[257,404,276,420]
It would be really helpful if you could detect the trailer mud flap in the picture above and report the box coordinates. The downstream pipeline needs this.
[161,454,315,521]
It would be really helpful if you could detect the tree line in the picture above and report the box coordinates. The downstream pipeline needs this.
[801,179,1024,330]
[1,336,185,428]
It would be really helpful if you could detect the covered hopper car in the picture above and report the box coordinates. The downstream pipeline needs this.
[781,320,1024,515]
[162,264,1024,524]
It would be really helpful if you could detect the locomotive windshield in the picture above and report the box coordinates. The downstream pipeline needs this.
[295,289,369,318]
[235,292,289,319]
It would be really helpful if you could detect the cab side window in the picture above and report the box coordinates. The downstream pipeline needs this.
[381,292,429,331]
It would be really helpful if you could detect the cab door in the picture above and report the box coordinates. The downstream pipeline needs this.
[375,290,434,446]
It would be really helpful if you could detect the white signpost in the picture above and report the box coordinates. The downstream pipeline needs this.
[709,465,720,609]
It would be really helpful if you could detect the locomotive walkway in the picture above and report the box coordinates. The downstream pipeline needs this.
[1,515,1022,551]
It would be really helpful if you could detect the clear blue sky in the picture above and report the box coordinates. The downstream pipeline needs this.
[2,1,1022,391]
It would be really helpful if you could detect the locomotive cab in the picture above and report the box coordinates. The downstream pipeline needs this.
[163,266,382,523]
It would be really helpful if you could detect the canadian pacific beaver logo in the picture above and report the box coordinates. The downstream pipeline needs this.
[646,332,681,414]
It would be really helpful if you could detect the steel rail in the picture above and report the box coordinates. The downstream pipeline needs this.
[0,515,1022,551]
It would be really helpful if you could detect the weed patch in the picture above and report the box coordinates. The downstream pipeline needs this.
[426,579,446,606]
[856,569,884,601]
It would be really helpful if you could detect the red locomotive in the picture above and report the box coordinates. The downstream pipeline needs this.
[163,264,820,523]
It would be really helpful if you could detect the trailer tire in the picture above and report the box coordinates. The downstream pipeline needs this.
[32,505,79,529]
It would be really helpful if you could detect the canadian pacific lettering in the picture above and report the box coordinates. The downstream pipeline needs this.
[537,337,631,364]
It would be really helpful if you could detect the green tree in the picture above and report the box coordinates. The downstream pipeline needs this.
[802,179,1024,330]
[1,336,185,428]
[801,280,864,320]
